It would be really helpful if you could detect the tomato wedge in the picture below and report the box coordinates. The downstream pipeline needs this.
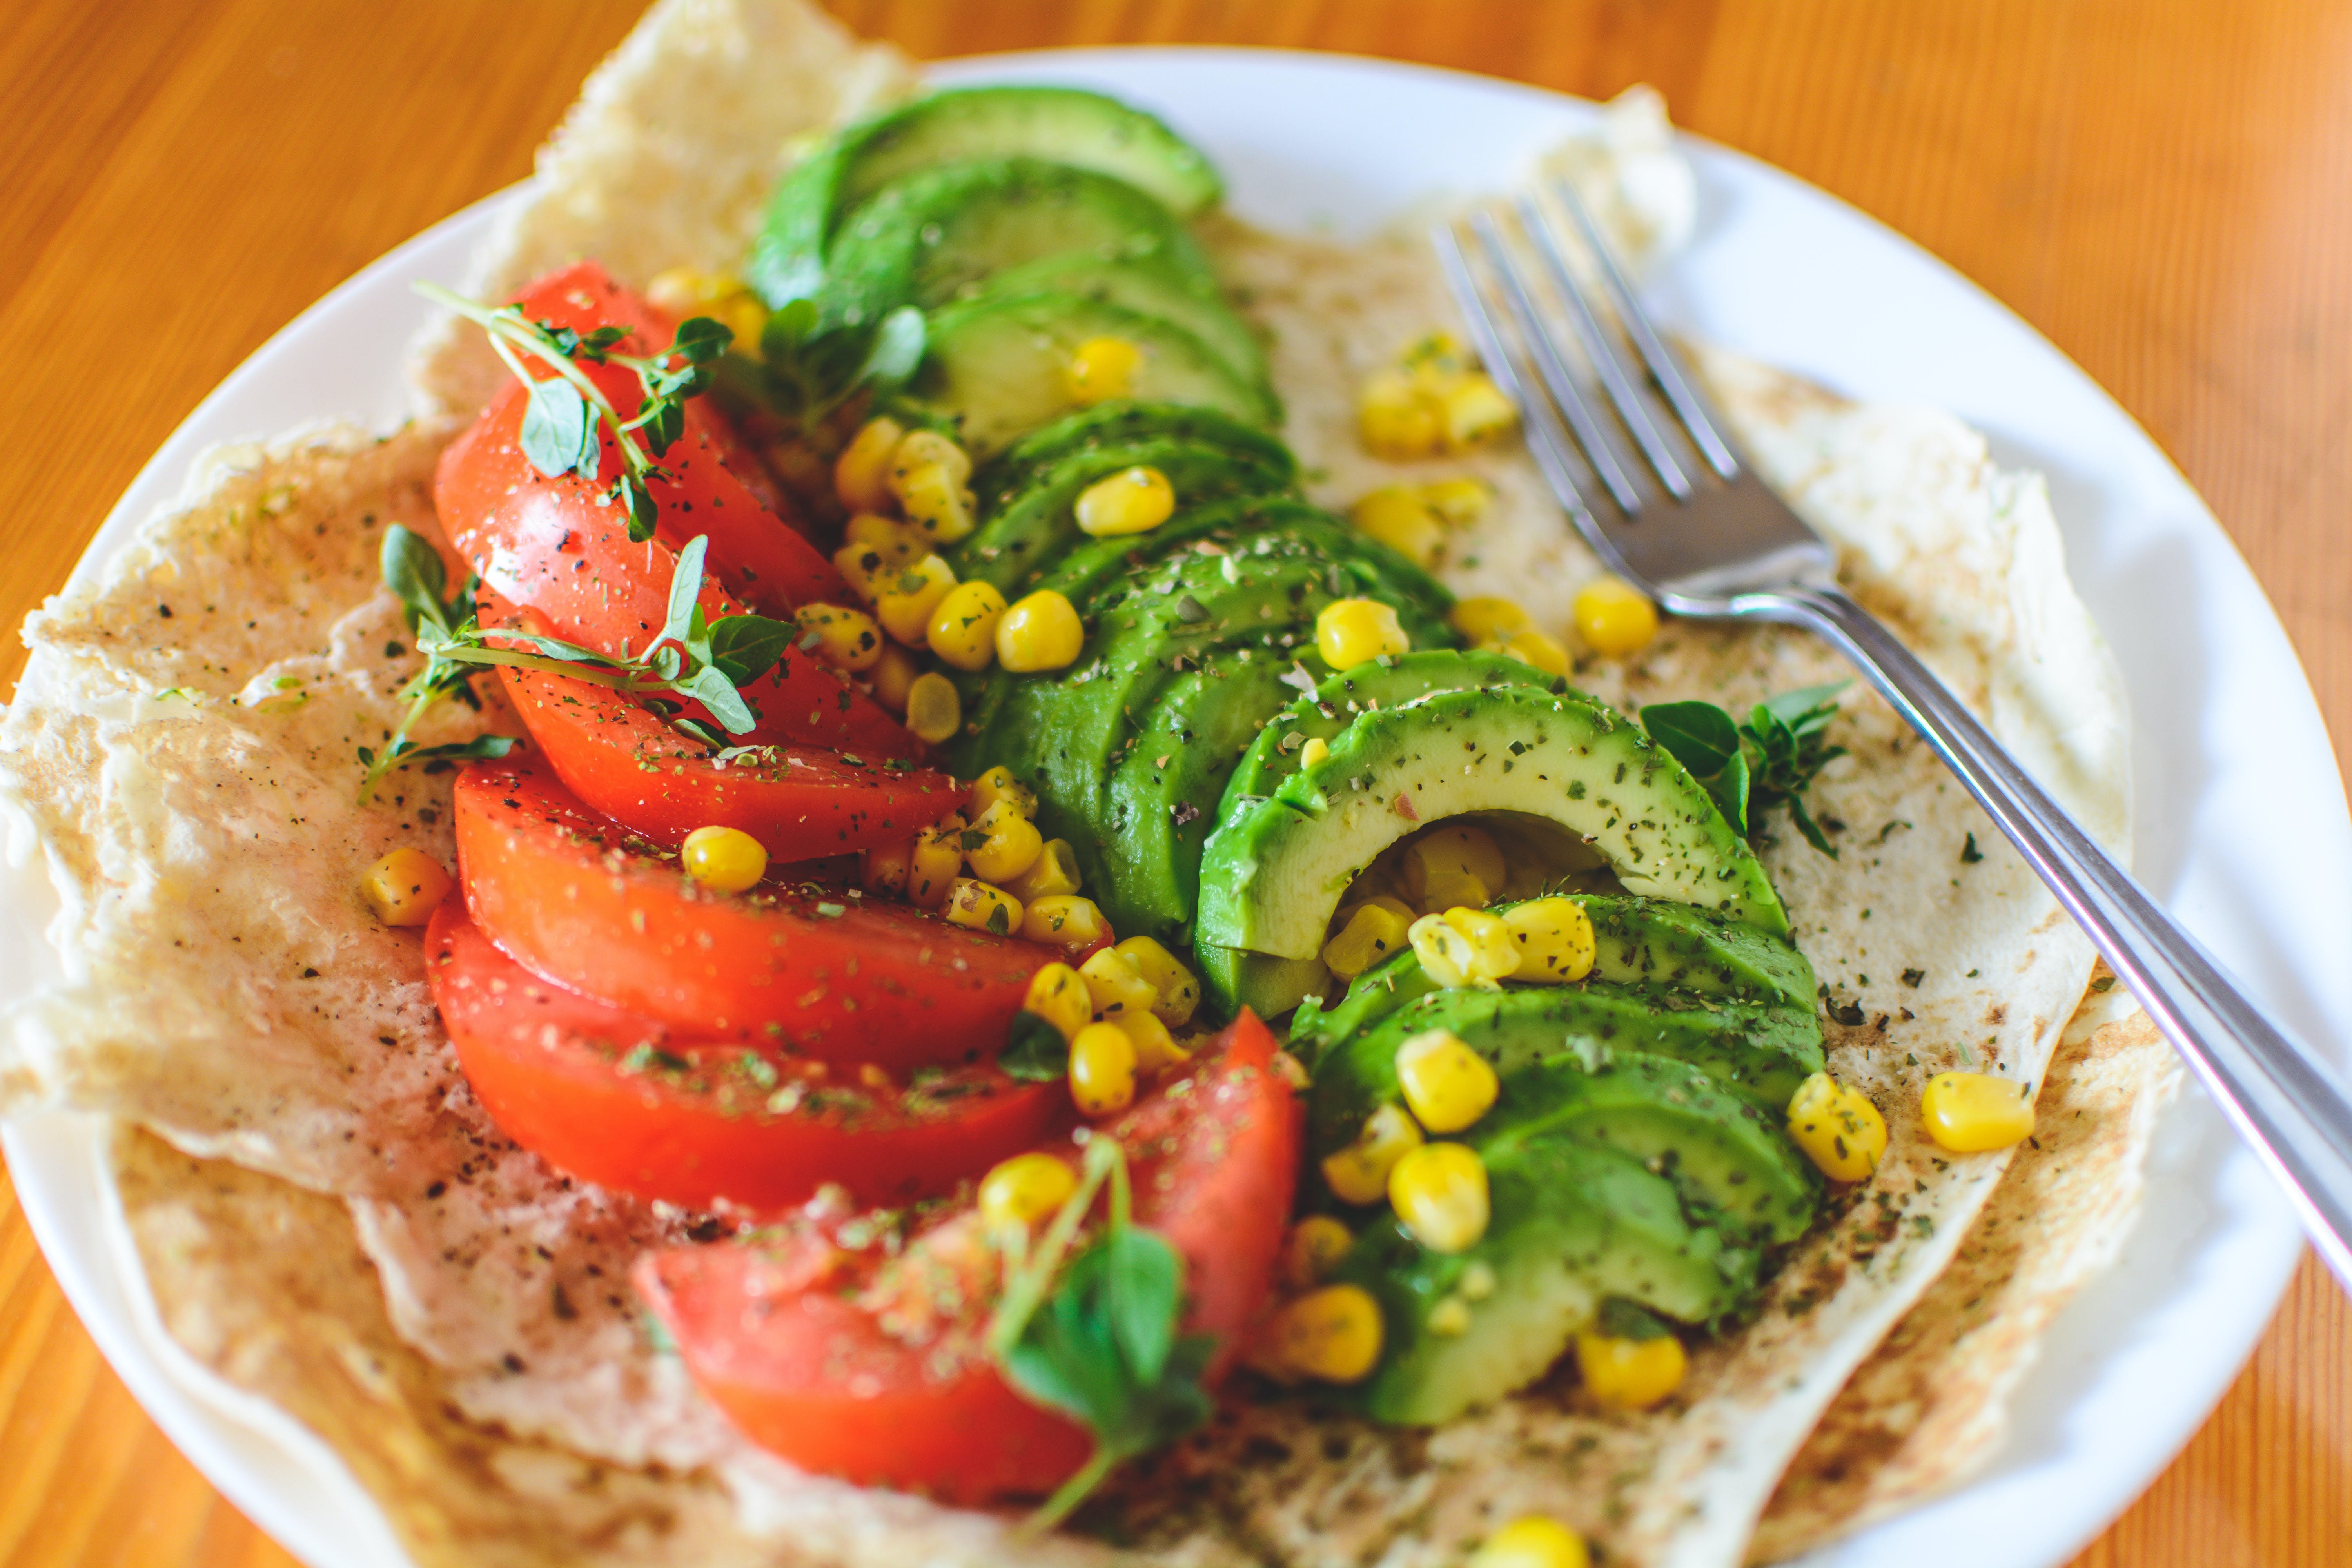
[635,1012,1301,1502]
[426,900,1065,1209]
[454,754,1050,1071]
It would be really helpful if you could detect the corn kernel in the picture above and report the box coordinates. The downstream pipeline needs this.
[1786,1071,1887,1182]
[905,672,962,745]
[1349,485,1445,567]
[906,819,964,909]
[1074,465,1177,537]
[927,581,1007,671]
[1024,893,1109,950]
[1394,1029,1500,1134]
[1501,897,1596,984]
[1069,1020,1138,1116]
[1388,1142,1490,1253]
[681,825,768,894]
[1921,1071,2037,1152]
[895,462,976,543]
[1451,595,1532,642]
[1439,373,1518,449]
[996,588,1085,671]
[862,838,912,898]
[1575,1330,1687,1410]
[1065,336,1143,405]
[1116,1008,1188,1075]
[1280,1216,1355,1292]
[979,1151,1077,1232]
[867,643,921,713]
[1408,912,1479,989]
[833,416,906,514]
[1023,962,1093,1042]
[1359,369,1443,460]
[966,765,1036,821]
[1321,1103,1424,1205]
[1078,945,1157,1020]
[892,427,972,487]
[843,510,930,566]
[1403,825,1506,904]
[1420,477,1492,526]
[1299,736,1331,768]
[1428,1298,1474,1336]
[791,602,884,672]
[1572,575,1660,658]
[1445,908,1518,980]
[1316,598,1410,671]
[1321,895,1417,980]
[963,799,1044,884]
[360,848,452,926]
[1499,628,1572,678]
[943,877,1023,936]
[644,266,737,315]
[832,543,891,605]
[1114,936,1199,1027]
[1469,1516,1592,1568]
[1257,1284,1384,1383]
[874,554,957,645]
[1007,838,1082,901]
[1459,1261,1497,1301]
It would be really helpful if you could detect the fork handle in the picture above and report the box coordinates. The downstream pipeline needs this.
[1748,581,2352,1290]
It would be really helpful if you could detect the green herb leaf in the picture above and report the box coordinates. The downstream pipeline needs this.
[1596,1297,1674,1341]
[999,1013,1072,1082]
[708,615,795,687]
[519,377,599,481]
[1641,700,1741,777]
[859,306,926,389]
[1639,684,1847,857]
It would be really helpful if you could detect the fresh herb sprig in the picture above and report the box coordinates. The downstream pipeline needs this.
[359,525,793,801]
[1641,682,1850,856]
[987,1137,1214,1531]
[415,281,731,541]
[752,296,927,432]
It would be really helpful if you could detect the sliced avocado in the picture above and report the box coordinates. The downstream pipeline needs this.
[978,400,1293,504]
[751,87,1222,303]
[814,158,1214,328]
[912,291,1279,456]
[960,252,1267,386]
[1194,687,1789,980]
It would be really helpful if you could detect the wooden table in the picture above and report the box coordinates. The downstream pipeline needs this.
[1,1,2345,1562]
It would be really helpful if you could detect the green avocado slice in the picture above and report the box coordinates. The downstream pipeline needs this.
[958,252,1267,386]
[977,401,1294,502]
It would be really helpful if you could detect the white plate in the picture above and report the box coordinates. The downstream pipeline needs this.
[5,47,2341,1568]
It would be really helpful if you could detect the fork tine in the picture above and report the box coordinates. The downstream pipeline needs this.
[1550,177,1740,481]
[1511,192,1692,501]
[1465,209,1646,516]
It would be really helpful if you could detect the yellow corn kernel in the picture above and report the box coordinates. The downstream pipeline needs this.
[866,643,922,713]
[644,266,737,314]
[926,581,1007,672]
[1459,1261,1498,1301]
[1575,1330,1687,1410]
[1388,1142,1491,1253]
[1451,595,1532,642]
[979,1151,1078,1231]
[895,462,975,543]
[1316,598,1410,671]
[1078,945,1156,1020]
[1921,1071,2037,1152]
[1023,893,1110,950]
[1786,1071,1887,1182]
[995,588,1085,671]
[1572,575,1660,658]
[1321,895,1417,980]
[862,838,913,898]
[1074,465,1177,537]
[1068,1020,1138,1116]
[843,510,930,566]
[1439,373,1518,450]
[1394,1029,1500,1134]
[906,818,965,909]
[1349,485,1445,568]
[1281,1215,1355,1292]
[1299,736,1331,768]
[791,601,884,672]
[874,553,957,645]
[1499,628,1572,678]
[1321,1103,1424,1205]
[1115,1008,1188,1075]
[833,416,906,514]
[942,877,1023,936]
[1445,907,1521,982]
[1023,962,1094,1042]
[1258,1283,1385,1384]
[1428,1298,1474,1336]
[892,426,972,487]
[1114,936,1199,1027]
[681,825,768,894]
[1007,838,1082,901]
[963,799,1044,884]
[1064,336,1143,405]
[905,672,963,745]
[1358,369,1443,460]
[1402,824,1506,904]
[832,543,890,605]
[1469,1517,1592,1568]
[1420,477,1492,526]
[1500,897,1596,984]
[966,765,1036,821]
[360,848,452,926]
[1408,912,1479,989]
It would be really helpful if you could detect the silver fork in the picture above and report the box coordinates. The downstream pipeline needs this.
[1439,181,2352,1291]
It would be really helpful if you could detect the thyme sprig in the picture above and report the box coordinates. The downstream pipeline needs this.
[1641,682,1851,856]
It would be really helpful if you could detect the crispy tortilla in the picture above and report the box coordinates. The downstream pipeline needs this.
[0,2,2172,1563]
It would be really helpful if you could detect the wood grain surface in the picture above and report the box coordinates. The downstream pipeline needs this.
[1,1,2347,1563]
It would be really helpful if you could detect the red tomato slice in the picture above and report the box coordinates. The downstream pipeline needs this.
[454,753,1049,1071]
[427,900,1065,1209]
[634,1013,1301,1502]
